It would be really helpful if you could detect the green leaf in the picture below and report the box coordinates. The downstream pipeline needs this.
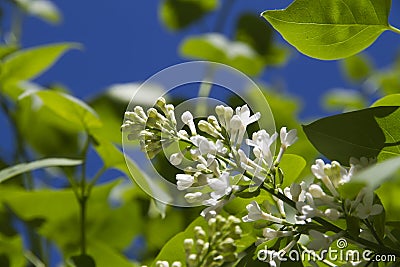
[180,33,264,76]
[372,94,400,107]
[303,106,400,164]
[0,45,18,59]
[0,158,82,183]
[0,43,79,86]
[70,254,96,267]
[16,91,82,158]
[20,90,102,131]
[0,234,25,267]
[341,54,373,82]
[5,181,140,266]
[323,89,366,111]
[279,154,306,188]
[159,0,218,31]
[15,0,61,24]
[376,180,400,221]
[262,0,393,60]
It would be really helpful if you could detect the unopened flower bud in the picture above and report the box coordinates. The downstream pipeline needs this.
[219,238,236,252]
[324,208,341,220]
[223,252,238,262]
[187,254,197,266]
[290,183,302,201]
[232,225,242,239]
[227,215,241,225]
[309,184,325,198]
[181,111,193,124]
[194,226,206,240]
[156,97,167,112]
[184,238,194,252]
[196,239,205,252]
[171,262,182,267]
[170,153,183,166]
[208,115,221,131]
[156,261,169,267]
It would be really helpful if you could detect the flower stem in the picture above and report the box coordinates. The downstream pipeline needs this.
[389,25,400,35]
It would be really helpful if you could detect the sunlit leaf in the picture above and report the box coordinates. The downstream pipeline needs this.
[0,158,82,183]
[0,43,79,86]
[15,0,61,24]
[279,154,306,188]
[303,106,400,163]
[323,89,366,111]
[159,0,218,31]
[0,234,25,267]
[20,90,102,131]
[262,0,394,60]
[152,217,208,264]
[372,94,400,107]
[0,45,18,59]
[180,33,264,76]
[16,92,82,158]
[341,54,373,82]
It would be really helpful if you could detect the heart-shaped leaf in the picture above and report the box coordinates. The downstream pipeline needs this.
[262,0,396,60]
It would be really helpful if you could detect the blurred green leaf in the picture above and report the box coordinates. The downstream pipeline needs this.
[303,106,400,164]
[376,179,400,221]
[341,54,373,82]
[15,89,82,157]
[5,180,140,266]
[180,33,264,76]
[0,234,25,267]
[0,43,79,86]
[159,0,218,31]
[262,0,392,60]
[70,254,96,267]
[20,90,102,131]
[323,89,366,111]
[0,158,82,183]
[279,154,306,188]
[372,94,400,107]
[152,217,208,264]
[0,45,18,59]
[92,135,169,218]
[235,13,288,67]
[15,0,61,24]
[377,70,400,95]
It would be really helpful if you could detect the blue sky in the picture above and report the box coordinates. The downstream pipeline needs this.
[19,0,400,117]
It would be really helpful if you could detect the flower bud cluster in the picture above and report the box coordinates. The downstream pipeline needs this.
[183,215,243,267]
[122,97,178,159]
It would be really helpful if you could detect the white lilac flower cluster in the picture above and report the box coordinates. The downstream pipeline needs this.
[149,215,243,267]
[122,97,297,219]
[241,156,383,265]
